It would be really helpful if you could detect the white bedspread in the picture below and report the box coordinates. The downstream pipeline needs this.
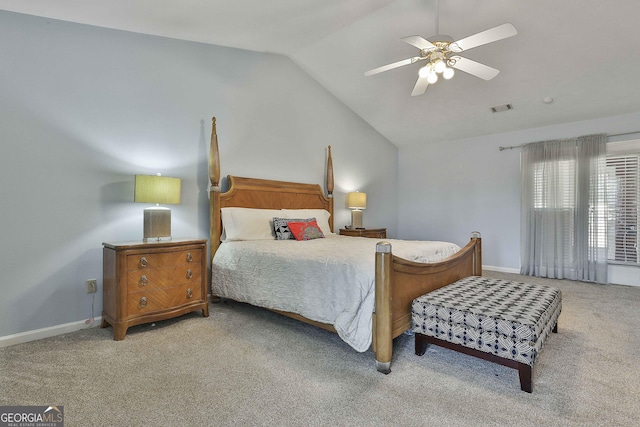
[212,235,460,352]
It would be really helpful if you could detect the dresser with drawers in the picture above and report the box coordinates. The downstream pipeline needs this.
[101,238,209,340]
[339,227,387,239]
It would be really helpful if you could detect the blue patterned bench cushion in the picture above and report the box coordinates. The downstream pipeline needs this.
[412,276,562,366]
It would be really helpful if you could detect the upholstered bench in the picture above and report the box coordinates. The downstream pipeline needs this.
[412,276,562,393]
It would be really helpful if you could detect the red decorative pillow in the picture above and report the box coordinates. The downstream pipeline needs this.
[287,219,325,241]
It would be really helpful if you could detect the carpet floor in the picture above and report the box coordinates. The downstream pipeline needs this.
[1,271,639,426]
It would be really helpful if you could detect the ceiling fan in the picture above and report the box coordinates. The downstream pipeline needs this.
[364,0,517,96]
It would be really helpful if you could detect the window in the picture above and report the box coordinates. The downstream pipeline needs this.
[606,141,640,265]
[532,159,576,258]
[533,159,575,210]
[532,156,608,253]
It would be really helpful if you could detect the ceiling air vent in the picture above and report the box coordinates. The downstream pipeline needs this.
[490,103,513,113]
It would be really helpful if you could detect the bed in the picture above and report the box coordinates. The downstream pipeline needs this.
[208,117,482,373]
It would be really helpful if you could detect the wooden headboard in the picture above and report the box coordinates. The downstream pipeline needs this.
[208,117,335,258]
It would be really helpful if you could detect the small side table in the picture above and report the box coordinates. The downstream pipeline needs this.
[339,228,387,239]
[101,238,209,340]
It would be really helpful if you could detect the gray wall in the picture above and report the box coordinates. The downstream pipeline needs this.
[398,110,640,275]
[0,11,398,338]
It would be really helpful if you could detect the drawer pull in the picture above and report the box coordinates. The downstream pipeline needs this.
[186,269,193,279]
[186,252,193,262]
[139,275,148,287]
[139,297,147,308]
[187,288,193,299]
[139,257,148,268]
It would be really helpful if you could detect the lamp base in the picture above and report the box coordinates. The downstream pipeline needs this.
[143,207,172,241]
[351,209,363,229]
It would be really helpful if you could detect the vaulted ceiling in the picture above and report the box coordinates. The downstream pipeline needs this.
[3,0,640,147]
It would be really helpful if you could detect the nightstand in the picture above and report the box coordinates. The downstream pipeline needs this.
[101,238,209,340]
[339,228,387,239]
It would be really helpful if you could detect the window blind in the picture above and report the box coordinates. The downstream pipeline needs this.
[606,154,639,264]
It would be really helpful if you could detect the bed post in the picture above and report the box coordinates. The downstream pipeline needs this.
[471,231,482,275]
[209,117,221,263]
[373,241,393,373]
[326,145,334,232]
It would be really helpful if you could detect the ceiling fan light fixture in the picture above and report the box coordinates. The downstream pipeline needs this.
[443,67,455,79]
[418,64,431,78]
[363,1,517,97]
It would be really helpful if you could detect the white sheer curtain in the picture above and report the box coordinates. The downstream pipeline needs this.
[520,134,608,283]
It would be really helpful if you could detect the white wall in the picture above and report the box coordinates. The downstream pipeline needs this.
[0,11,397,339]
[398,110,640,286]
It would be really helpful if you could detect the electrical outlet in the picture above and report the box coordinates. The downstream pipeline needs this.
[86,279,97,294]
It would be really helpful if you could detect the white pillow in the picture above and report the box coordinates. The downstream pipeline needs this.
[221,207,282,241]
[281,209,333,235]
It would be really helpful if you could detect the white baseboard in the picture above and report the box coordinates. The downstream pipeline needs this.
[483,264,640,287]
[483,265,521,274]
[0,317,102,348]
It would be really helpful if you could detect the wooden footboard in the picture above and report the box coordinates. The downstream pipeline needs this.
[373,234,482,373]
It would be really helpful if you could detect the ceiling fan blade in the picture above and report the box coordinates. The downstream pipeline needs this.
[411,77,430,96]
[451,23,517,52]
[364,57,421,77]
[450,56,500,80]
[401,35,436,51]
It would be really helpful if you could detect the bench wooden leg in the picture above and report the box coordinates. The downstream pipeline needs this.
[415,333,428,356]
[518,363,533,393]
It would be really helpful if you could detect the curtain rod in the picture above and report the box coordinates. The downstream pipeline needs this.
[498,131,640,151]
